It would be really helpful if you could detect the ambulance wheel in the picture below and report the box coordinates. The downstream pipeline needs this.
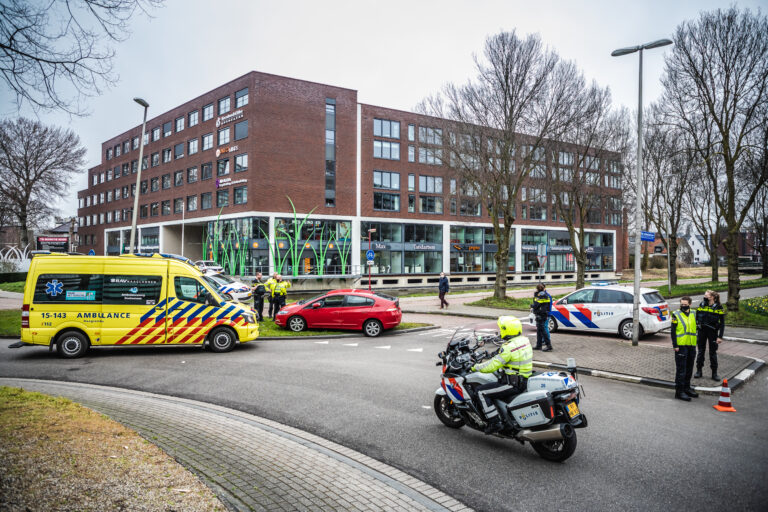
[434,394,465,429]
[531,430,577,462]
[288,316,306,332]
[57,331,89,358]
[209,327,236,353]
[619,319,644,340]
[548,316,558,333]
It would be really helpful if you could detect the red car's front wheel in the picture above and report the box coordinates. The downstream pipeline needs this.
[288,316,306,332]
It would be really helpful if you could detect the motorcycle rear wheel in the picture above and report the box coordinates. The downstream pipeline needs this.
[531,430,577,462]
[434,395,465,429]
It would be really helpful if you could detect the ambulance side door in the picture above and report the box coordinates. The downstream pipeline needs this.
[101,265,167,346]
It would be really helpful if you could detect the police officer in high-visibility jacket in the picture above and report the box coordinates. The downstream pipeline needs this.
[271,274,292,320]
[470,316,533,434]
[694,290,725,381]
[671,296,698,401]
[265,273,278,319]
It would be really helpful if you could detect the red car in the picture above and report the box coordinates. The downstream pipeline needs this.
[274,289,402,337]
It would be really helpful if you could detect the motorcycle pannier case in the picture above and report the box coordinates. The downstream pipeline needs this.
[507,390,553,428]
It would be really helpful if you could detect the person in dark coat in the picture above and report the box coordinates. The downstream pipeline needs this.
[251,272,266,322]
[438,272,450,309]
[531,283,553,351]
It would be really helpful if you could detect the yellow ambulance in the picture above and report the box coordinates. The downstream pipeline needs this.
[21,253,259,358]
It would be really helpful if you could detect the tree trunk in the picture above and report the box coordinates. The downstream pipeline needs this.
[641,245,649,271]
[18,208,29,248]
[575,251,586,290]
[724,232,740,312]
[669,237,678,286]
[762,250,768,279]
[494,246,508,300]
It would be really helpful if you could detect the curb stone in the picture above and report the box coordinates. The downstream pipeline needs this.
[257,325,438,341]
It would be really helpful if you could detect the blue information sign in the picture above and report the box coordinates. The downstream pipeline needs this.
[640,231,655,242]
[366,249,375,261]
[88,249,96,256]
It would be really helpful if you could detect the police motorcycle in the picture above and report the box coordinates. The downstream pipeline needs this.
[433,325,587,462]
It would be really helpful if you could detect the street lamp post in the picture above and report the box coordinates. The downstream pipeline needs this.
[612,39,672,346]
[129,98,149,254]
[181,202,185,258]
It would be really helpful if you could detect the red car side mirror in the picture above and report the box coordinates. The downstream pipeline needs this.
[312,302,321,308]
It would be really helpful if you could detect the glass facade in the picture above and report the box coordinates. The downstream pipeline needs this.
[450,226,514,274]
[361,221,442,275]
[274,218,352,275]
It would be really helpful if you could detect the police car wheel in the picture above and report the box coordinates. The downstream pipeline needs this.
[548,316,558,333]
[57,331,89,358]
[619,319,644,340]
[288,316,306,332]
[363,319,382,337]
[209,327,236,353]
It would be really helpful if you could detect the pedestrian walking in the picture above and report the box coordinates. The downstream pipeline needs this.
[671,296,698,401]
[271,274,291,320]
[694,290,725,381]
[265,273,278,319]
[531,283,553,351]
[251,272,266,322]
[438,272,450,309]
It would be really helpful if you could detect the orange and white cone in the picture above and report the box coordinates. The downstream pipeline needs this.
[713,378,736,412]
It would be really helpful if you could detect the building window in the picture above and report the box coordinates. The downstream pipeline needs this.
[217,158,230,176]
[123,141,130,153]
[522,187,547,203]
[450,197,457,215]
[132,136,139,150]
[374,192,400,211]
[234,186,247,205]
[218,96,231,115]
[605,174,621,189]
[106,148,112,160]
[419,196,443,214]
[201,162,212,180]
[523,205,547,220]
[139,181,147,195]
[99,192,104,204]
[408,124,415,141]
[586,171,601,185]
[174,170,184,187]
[216,189,229,207]
[174,143,184,159]
[142,156,148,170]
[143,133,149,145]
[152,127,161,141]
[234,120,248,141]
[408,145,415,162]
[187,195,197,212]
[460,199,481,217]
[107,190,112,202]
[218,127,230,146]
[160,200,170,215]
[174,198,183,213]
[408,194,415,213]
[586,209,601,224]
[188,110,198,127]
[188,138,198,155]
[373,170,400,190]
[373,118,400,139]
[530,163,546,178]
[558,151,574,166]
[607,212,622,225]
[418,126,442,145]
[122,163,129,176]
[99,172,105,183]
[162,148,172,163]
[235,88,248,107]
[106,210,111,223]
[202,133,213,151]
[235,154,248,173]
[151,152,159,167]
[150,203,159,216]
[106,169,113,181]
[325,98,336,207]
[408,173,415,191]
[150,177,159,192]
[163,121,172,137]
[140,205,148,218]
[122,186,129,199]
[115,210,121,222]
[418,147,443,165]
[201,192,212,210]
[373,140,400,160]
[607,196,621,210]
[203,103,214,121]
[419,175,443,194]
[175,117,184,132]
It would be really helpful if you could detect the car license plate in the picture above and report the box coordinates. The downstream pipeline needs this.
[567,401,579,418]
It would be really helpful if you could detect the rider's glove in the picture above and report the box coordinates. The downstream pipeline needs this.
[470,365,476,372]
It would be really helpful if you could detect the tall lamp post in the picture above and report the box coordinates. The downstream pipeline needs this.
[612,38,672,346]
[129,97,149,254]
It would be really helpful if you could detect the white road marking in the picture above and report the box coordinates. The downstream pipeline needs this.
[343,343,359,347]
[314,341,329,345]
[421,405,431,409]
[407,348,423,352]
[375,345,391,349]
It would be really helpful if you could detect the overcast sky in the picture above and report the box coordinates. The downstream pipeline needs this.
[3,0,763,221]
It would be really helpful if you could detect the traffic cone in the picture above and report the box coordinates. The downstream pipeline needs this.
[713,379,737,412]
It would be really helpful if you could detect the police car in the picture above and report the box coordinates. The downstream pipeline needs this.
[529,283,671,339]
[204,273,252,302]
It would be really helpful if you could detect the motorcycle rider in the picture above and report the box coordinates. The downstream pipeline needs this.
[470,316,533,434]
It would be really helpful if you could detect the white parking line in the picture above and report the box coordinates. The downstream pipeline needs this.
[375,345,391,349]
[343,343,358,347]
[314,341,329,345]
[406,348,423,352]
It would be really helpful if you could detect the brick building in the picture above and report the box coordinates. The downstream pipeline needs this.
[77,71,627,288]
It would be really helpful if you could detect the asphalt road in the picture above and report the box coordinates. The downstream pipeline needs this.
[1,331,767,512]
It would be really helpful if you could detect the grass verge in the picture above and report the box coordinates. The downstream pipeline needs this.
[0,386,225,511]
[0,281,25,293]
[465,294,566,311]
[665,278,768,298]
[725,309,768,329]
[0,309,19,336]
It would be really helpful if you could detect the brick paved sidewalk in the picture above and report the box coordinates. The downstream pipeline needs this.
[0,378,471,512]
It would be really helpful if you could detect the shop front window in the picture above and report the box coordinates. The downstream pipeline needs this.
[404,251,442,274]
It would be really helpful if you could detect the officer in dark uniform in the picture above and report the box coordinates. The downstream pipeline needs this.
[531,283,553,351]
[694,290,725,381]
[251,272,266,322]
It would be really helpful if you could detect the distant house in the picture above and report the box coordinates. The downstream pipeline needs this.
[686,234,710,264]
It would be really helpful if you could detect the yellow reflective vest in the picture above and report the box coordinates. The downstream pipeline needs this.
[672,310,697,347]
[265,278,277,297]
[473,335,533,378]
[273,280,291,296]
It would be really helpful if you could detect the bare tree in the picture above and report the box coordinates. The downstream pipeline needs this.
[0,118,86,247]
[660,7,768,311]
[745,183,768,278]
[0,0,162,115]
[418,31,584,299]
[550,84,627,289]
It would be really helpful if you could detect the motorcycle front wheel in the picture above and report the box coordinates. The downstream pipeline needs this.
[531,430,577,462]
[434,395,465,429]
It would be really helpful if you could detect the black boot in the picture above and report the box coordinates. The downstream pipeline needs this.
[685,388,699,398]
[712,371,720,381]
[542,346,553,352]
[484,418,503,434]
[693,369,703,379]
[675,391,692,401]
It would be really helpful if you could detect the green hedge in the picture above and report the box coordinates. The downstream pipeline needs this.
[0,272,27,284]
